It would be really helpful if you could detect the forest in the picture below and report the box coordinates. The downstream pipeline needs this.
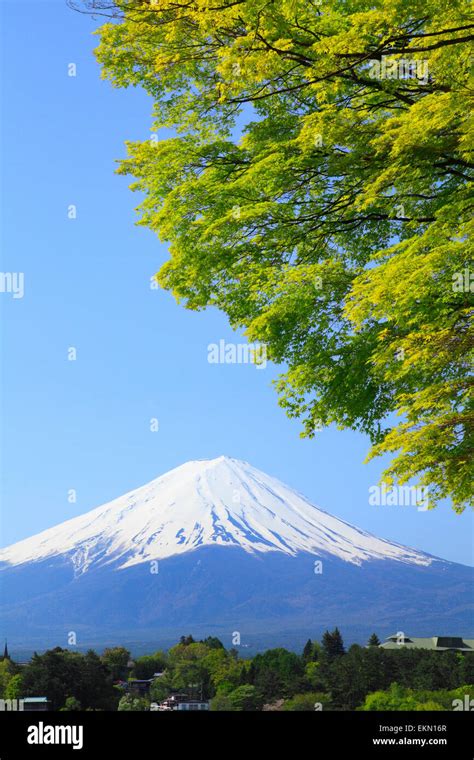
[1,630,473,711]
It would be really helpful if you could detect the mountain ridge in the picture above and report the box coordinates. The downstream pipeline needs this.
[1,456,472,647]
[0,455,438,571]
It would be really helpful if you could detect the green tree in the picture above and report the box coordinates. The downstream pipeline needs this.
[251,648,306,699]
[168,642,214,698]
[361,683,444,711]
[117,694,149,711]
[147,641,241,700]
[21,649,81,710]
[446,684,474,710]
[60,696,82,711]
[4,674,23,700]
[302,639,313,663]
[179,635,195,647]
[210,691,233,711]
[0,658,18,698]
[88,0,474,512]
[132,652,167,680]
[150,673,173,704]
[282,692,331,711]
[77,650,118,710]
[305,661,324,692]
[411,650,460,691]
[241,661,256,686]
[200,637,225,650]
[101,647,131,681]
[202,648,243,694]
[22,648,118,711]
[322,629,345,660]
[227,685,263,711]
[329,645,378,709]
[459,653,474,685]
[368,633,381,647]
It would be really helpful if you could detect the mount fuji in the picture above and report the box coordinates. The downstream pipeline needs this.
[1,456,472,650]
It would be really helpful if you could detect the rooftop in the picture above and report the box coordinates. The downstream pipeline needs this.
[380,635,474,651]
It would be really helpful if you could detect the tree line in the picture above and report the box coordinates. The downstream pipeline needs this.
[1,629,472,711]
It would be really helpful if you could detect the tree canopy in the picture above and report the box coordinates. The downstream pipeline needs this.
[83,0,473,510]
[22,648,117,710]
[322,627,346,659]
[4,634,474,711]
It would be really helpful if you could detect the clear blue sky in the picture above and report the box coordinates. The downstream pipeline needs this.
[0,1,472,566]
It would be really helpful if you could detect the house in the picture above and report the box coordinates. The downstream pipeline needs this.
[153,694,209,712]
[124,672,164,696]
[175,701,209,711]
[23,697,50,711]
[157,693,189,710]
[380,634,474,652]
[126,679,154,696]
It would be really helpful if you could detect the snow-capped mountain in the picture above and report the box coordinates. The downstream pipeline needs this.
[0,456,433,572]
[1,457,472,649]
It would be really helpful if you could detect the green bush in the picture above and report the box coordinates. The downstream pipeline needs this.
[282,692,331,711]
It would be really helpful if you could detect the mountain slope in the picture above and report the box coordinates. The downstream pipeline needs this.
[0,456,434,571]
[1,457,472,649]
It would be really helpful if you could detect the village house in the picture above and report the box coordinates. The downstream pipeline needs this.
[380,634,474,651]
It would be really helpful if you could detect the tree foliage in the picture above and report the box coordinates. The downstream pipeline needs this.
[5,633,474,710]
[282,691,331,710]
[361,682,474,710]
[368,633,381,646]
[249,647,306,698]
[84,0,474,510]
[4,674,23,700]
[22,648,118,710]
[117,694,149,711]
[131,651,167,679]
[322,627,345,659]
[101,646,131,681]
[0,657,19,698]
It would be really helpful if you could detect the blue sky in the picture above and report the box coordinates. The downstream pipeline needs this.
[0,1,472,566]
